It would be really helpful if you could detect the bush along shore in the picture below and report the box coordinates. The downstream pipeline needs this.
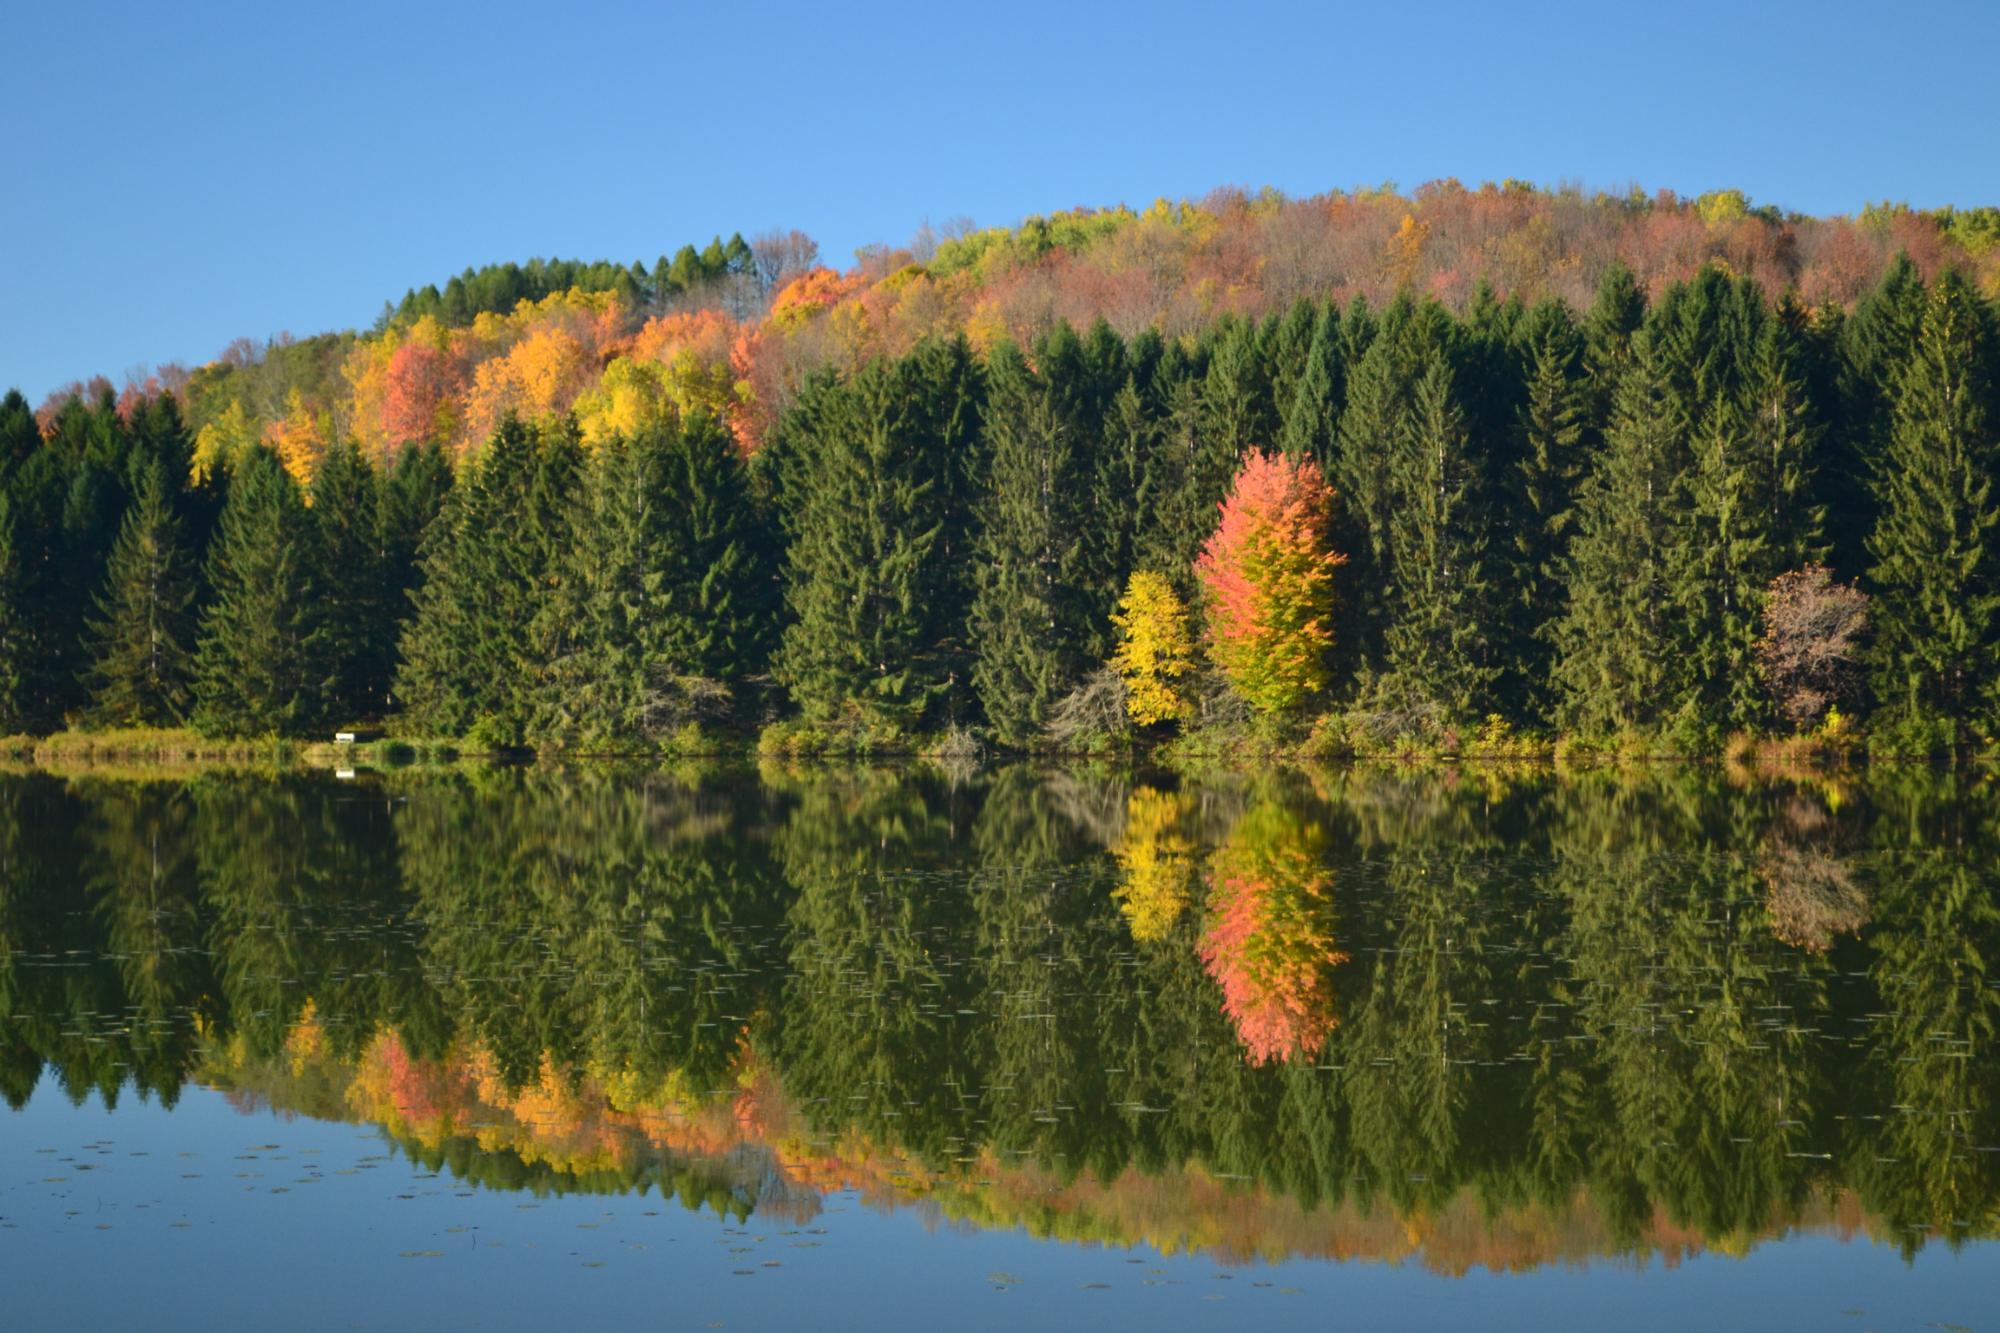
[4,231,2000,764]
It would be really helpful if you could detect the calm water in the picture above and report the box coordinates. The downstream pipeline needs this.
[2,763,1997,1330]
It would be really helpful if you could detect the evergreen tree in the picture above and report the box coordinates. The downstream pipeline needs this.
[1865,271,2000,746]
[970,343,1092,746]
[773,359,957,728]
[654,412,773,681]
[1137,341,1232,593]
[1676,403,1776,730]
[81,463,198,727]
[191,448,326,736]
[0,491,33,730]
[1552,359,1692,735]
[1278,300,1346,472]
[376,440,454,677]
[395,417,570,741]
[310,438,385,720]
[1504,300,1590,718]
[1832,255,1928,580]
[529,431,673,746]
[1380,355,1498,719]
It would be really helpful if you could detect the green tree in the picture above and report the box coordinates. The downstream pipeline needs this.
[971,342,1093,746]
[1380,354,1498,719]
[191,447,327,736]
[773,358,960,728]
[1552,360,1690,735]
[1865,271,2000,747]
[310,438,385,720]
[1504,300,1590,718]
[81,463,198,726]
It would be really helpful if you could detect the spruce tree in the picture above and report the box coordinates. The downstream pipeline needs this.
[1380,355,1498,720]
[970,343,1092,746]
[394,417,564,740]
[772,359,955,728]
[81,463,197,727]
[1504,300,1590,720]
[529,431,671,746]
[1864,271,2000,746]
[376,440,453,660]
[1676,403,1776,731]
[1551,358,1692,735]
[310,438,385,721]
[191,447,327,736]
[1832,255,1927,580]
[655,412,773,682]
[1278,300,1346,472]
[0,491,33,731]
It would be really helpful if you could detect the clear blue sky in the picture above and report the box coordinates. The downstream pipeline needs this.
[5,0,1996,402]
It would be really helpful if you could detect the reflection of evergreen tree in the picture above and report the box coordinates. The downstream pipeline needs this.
[771,768,982,1166]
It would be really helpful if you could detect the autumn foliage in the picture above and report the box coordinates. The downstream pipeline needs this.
[1197,802,1347,1066]
[1194,450,1343,714]
[1110,571,1197,726]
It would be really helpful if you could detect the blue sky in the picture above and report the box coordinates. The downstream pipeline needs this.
[4,0,1996,402]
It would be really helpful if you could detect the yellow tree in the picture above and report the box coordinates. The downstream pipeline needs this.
[1110,570,1196,725]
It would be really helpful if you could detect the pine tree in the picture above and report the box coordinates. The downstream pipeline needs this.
[1504,300,1589,720]
[655,412,773,681]
[81,463,197,727]
[1832,255,1928,580]
[970,343,1092,746]
[1139,341,1234,593]
[773,359,956,728]
[1278,301,1346,472]
[191,447,327,736]
[310,438,385,721]
[1864,271,2000,746]
[1380,355,1498,720]
[394,417,566,740]
[1552,359,1692,735]
[529,431,672,746]
[1676,403,1775,730]
[0,491,33,730]
[376,440,454,671]
[1740,313,1829,573]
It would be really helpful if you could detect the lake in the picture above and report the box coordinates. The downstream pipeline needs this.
[2,763,1996,1330]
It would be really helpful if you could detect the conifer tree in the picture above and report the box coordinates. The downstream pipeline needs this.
[1139,342,1233,592]
[1380,355,1498,719]
[1865,271,2000,746]
[529,431,673,746]
[191,447,326,736]
[395,417,568,740]
[970,343,1092,746]
[773,359,956,728]
[81,463,197,727]
[1551,359,1691,735]
[1832,255,1928,579]
[1676,403,1776,730]
[654,412,772,681]
[310,438,385,720]
[376,441,453,658]
[0,491,33,730]
[1278,301,1346,472]
[1504,300,1590,717]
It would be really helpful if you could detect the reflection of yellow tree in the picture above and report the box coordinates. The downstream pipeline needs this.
[1112,786,1198,942]
[1197,802,1347,1065]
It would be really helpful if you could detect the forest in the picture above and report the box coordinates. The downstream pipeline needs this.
[4,180,2000,756]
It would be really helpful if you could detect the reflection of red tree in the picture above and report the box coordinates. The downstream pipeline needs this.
[1198,804,1348,1065]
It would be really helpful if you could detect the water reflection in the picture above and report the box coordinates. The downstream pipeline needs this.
[1,763,1997,1270]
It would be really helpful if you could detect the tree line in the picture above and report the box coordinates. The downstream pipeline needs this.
[0,254,1994,752]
